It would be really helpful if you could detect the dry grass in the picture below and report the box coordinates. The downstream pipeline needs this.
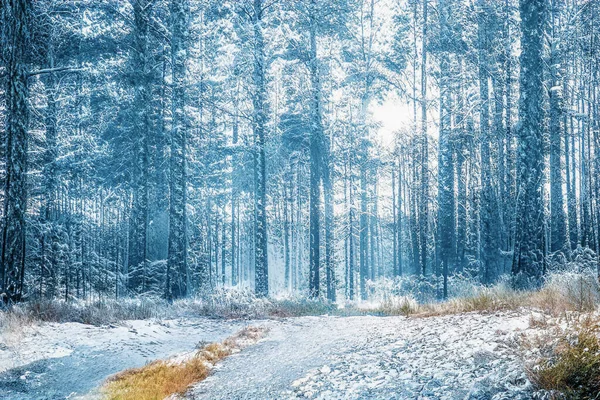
[374,296,419,316]
[527,316,600,400]
[0,292,340,331]
[0,298,166,328]
[102,326,267,400]
[373,272,600,318]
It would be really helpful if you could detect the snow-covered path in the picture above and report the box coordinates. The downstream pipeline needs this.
[0,318,245,399]
[188,312,535,400]
[0,311,540,399]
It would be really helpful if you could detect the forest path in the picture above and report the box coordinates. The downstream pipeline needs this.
[188,312,536,400]
[0,311,539,399]
[0,317,245,399]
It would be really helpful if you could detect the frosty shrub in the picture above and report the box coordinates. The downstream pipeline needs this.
[3,263,598,327]
[0,287,340,328]
[529,316,600,399]
[548,246,598,273]
[177,288,273,319]
[380,295,419,316]
[365,273,486,305]
[177,288,336,319]
[361,265,600,317]
[7,297,168,325]
[543,270,600,313]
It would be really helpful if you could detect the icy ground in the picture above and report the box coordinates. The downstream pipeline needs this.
[0,318,245,399]
[0,311,541,400]
[189,311,536,400]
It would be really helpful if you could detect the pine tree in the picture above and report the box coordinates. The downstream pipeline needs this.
[252,0,269,297]
[128,0,153,294]
[1,0,29,303]
[548,0,567,254]
[512,0,547,289]
[167,0,190,299]
[477,0,501,284]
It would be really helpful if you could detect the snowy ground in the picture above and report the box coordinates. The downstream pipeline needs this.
[0,318,245,399]
[189,311,537,400]
[0,310,542,399]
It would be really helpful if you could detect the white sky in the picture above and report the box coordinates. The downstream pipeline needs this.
[371,92,413,148]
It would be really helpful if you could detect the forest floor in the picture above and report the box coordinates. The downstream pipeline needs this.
[0,309,546,399]
[188,312,538,400]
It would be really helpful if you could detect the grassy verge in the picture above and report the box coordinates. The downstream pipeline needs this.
[2,271,598,332]
[0,292,342,330]
[372,272,599,318]
[525,316,600,400]
[102,326,267,400]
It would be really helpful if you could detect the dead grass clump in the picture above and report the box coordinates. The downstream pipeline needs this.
[105,356,210,400]
[408,286,528,317]
[542,272,600,314]
[529,316,600,400]
[529,313,552,329]
[375,296,419,316]
[103,326,267,400]
[459,288,522,312]
[0,305,32,332]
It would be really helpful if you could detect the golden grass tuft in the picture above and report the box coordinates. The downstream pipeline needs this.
[400,287,529,317]
[104,356,210,400]
[102,326,267,400]
[529,316,600,399]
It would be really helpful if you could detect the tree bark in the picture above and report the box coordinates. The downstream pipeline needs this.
[252,0,269,297]
[1,0,29,303]
[512,0,547,289]
[167,0,190,299]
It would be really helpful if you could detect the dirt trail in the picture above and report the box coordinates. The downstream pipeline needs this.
[0,312,539,400]
[188,313,536,400]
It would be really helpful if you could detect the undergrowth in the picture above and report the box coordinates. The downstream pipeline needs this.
[527,316,600,400]
[369,270,600,318]
[0,291,339,330]
[1,270,598,333]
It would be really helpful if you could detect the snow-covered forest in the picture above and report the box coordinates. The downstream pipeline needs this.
[2,0,599,303]
[2,1,600,398]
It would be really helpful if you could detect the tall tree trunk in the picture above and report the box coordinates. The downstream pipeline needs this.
[41,41,58,299]
[397,157,403,276]
[392,167,398,276]
[437,43,454,298]
[283,180,291,291]
[419,0,429,276]
[231,79,240,286]
[566,51,578,250]
[308,5,322,298]
[549,0,567,253]
[493,73,506,259]
[504,0,516,254]
[348,147,356,300]
[359,146,368,300]
[167,0,189,299]
[1,0,29,303]
[456,59,468,272]
[478,0,501,284]
[129,0,153,294]
[323,134,335,301]
[252,0,269,297]
[512,0,547,289]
